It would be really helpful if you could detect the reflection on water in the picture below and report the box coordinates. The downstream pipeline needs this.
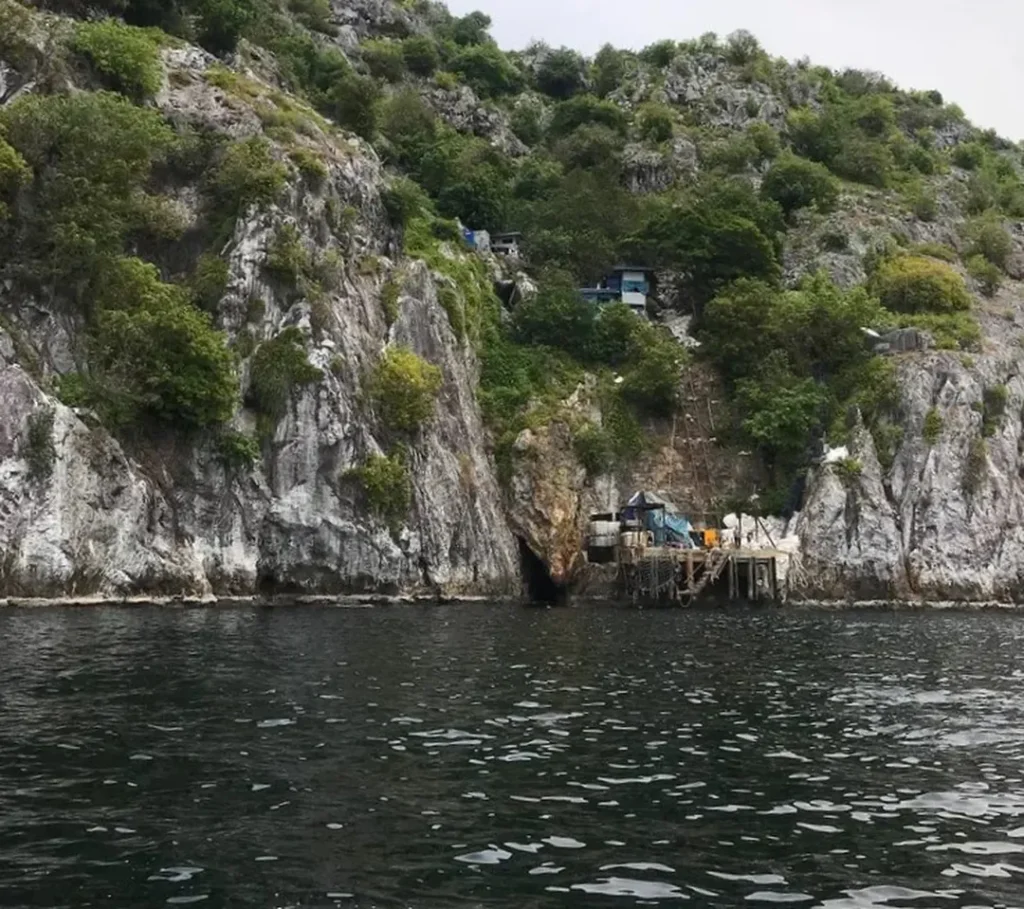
[2,606,1024,908]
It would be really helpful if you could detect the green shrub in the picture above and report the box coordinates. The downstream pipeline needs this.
[361,39,406,82]
[24,407,56,482]
[353,452,411,528]
[637,103,674,143]
[725,29,762,65]
[0,0,35,70]
[952,142,987,170]
[898,311,981,350]
[402,35,440,76]
[831,137,893,187]
[381,176,432,228]
[872,255,972,314]
[907,184,938,221]
[289,147,328,186]
[450,43,522,97]
[265,223,309,285]
[620,337,684,416]
[289,0,334,33]
[381,276,400,325]
[509,102,543,146]
[0,133,29,220]
[211,138,287,216]
[379,89,437,167]
[324,73,379,139]
[761,153,839,216]
[967,254,1002,297]
[449,10,492,46]
[192,0,252,54]
[592,43,625,98]
[72,19,163,100]
[982,384,1008,437]
[548,95,627,139]
[535,47,586,99]
[923,407,943,445]
[90,258,238,429]
[747,122,781,162]
[573,421,615,476]
[851,94,895,137]
[247,327,321,431]
[833,457,862,485]
[371,346,443,433]
[702,135,758,174]
[638,40,676,68]
[191,254,230,310]
[912,242,958,262]
[0,91,177,283]
[736,359,827,466]
[215,429,260,470]
[964,214,1012,270]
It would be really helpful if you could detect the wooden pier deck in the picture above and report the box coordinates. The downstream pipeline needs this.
[618,546,786,606]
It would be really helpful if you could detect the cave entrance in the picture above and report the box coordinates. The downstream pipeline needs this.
[518,538,567,605]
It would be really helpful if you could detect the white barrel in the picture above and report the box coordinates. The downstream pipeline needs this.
[588,520,620,537]
[620,531,646,549]
[588,534,619,550]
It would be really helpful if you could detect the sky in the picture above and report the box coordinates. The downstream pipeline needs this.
[444,0,1024,141]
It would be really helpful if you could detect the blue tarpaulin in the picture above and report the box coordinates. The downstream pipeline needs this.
[622,492,695,548]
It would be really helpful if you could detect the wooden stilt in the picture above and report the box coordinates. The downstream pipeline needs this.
[747,558,755,601]
[770,557,779,603]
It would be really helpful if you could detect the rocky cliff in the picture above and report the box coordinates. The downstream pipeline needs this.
[3,0,1024,603]
[0,5,520,597]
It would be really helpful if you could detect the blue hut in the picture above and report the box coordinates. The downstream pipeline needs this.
[620,491,695,548]
[580,266,654,318]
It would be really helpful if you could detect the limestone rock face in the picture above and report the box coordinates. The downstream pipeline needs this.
[794,345,1024,603]
[420,85,529,158]
[0,30,520,599]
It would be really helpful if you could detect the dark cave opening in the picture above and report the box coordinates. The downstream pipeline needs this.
[518,537,567,605]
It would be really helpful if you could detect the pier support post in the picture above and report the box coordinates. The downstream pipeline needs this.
[747,558,755,602]
[770,557,779,603]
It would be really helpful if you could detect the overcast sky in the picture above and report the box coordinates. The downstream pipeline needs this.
[444,0,1024,141]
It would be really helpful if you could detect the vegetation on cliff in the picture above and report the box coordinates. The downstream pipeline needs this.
[2,0,1023,516]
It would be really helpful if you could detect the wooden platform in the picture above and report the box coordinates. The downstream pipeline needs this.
[618,546,785,606]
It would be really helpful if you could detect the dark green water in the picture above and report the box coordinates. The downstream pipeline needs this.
[2,606,1024,908]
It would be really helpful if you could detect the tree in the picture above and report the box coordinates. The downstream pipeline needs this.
[379,90,438,169]
[0,91,177,287]
[637,203,780,309]
[325,74,379,140]
[450,44,522,97]
[451,11,491,46]
[548,95,628,139]
[536,47,586,100]
[402,35,440,77]
[90,258,237,429]
[736,354,827,467]
[592,43,625,98]
[761,153,839,216]
[512,279,594,357]
[361,39,406,83]
[637,103,674,143]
